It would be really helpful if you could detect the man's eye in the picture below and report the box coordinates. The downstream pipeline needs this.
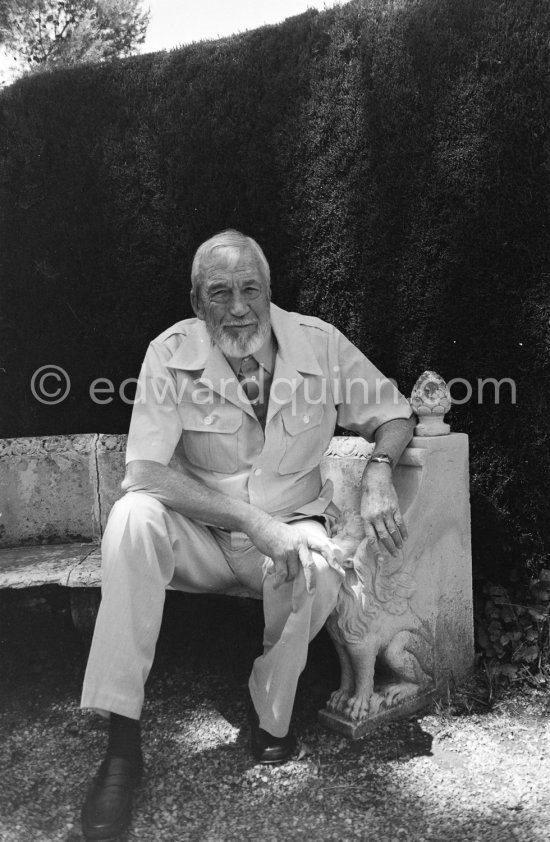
[243,287,260,298]
[210,290,229,302]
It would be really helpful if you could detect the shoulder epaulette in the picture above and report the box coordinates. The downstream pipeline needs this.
[152,318,196,345]
[293,312,333,334]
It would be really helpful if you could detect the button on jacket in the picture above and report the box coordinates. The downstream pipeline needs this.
[126,303,413,522]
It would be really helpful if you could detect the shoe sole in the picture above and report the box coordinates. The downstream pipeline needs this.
[253,741,297,765]
[258,755,294,765]
[81,794,134,841]
[82,823,131,842]
[83,833,127,842]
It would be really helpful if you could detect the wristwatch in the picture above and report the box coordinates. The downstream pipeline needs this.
[369,452,394,469]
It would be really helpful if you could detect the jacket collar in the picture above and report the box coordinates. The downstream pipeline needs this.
[167,323,252,416]
[166,304,323,414]
[266,304,323,421]
[166,318,211,371]
[269,304,323,377]
[167,305,321,371]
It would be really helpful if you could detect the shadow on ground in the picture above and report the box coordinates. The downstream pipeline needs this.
[1,588,548,842]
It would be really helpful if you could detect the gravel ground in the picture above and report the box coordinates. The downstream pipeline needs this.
[1,587,549,842]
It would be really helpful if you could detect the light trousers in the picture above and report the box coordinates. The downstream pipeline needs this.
[80,492,341,737]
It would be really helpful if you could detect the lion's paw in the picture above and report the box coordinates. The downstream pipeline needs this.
[327,689,349,713]
[368,692,386,715]
[381,681,419,707]
[345,693,370,722]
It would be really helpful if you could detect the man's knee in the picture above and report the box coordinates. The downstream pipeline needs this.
[105,491,169,537]
[110,490,166,519]
[102,492,172,562]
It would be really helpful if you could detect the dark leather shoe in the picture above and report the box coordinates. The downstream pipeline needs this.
[247,697,297,765]
[81,755,142,841]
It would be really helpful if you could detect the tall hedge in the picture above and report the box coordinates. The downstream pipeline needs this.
[1,0,549,583]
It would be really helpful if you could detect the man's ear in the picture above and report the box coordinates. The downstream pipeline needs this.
[190,288,205,321]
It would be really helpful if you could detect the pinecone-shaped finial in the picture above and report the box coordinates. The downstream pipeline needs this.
[410,371,451,436]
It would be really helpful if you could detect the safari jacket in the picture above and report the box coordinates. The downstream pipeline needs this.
[126,303,413,521]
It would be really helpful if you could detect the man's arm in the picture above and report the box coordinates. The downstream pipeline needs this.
[360,416,416,562]
[123,460,343,590]
[123,460,262,533]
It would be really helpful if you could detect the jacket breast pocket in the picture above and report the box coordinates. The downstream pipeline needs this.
[278,404,325,475]
[179,402,243,474]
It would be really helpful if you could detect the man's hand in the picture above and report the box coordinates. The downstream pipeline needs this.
[361,464,408,564]
[246,514,345,592]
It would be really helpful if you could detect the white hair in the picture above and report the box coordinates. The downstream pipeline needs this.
[191,229,270,293]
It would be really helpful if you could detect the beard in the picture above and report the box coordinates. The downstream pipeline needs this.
[205,313,271,358]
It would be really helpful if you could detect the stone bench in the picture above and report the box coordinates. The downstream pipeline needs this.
[0,375,474,736]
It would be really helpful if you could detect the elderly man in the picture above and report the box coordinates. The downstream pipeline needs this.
[80,230,415,840]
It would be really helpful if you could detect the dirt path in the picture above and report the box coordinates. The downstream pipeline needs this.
[1,589,549,842]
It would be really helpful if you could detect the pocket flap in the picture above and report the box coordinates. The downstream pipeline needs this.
[281,404,323,436]
[180,402,243,434]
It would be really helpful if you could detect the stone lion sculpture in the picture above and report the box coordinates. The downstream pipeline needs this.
[326,512,434,722]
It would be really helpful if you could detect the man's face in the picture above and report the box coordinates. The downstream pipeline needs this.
[191,248,271,357]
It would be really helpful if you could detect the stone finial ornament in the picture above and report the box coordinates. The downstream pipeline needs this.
[410,370,451,436]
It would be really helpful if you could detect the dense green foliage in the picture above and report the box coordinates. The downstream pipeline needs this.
[1,0,549,639]
[0,0,149,78]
